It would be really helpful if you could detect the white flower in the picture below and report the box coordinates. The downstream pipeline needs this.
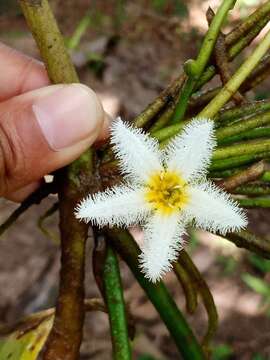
[75,118,247,282]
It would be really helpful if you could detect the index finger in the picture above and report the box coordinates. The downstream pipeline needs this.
[0,42,50,101]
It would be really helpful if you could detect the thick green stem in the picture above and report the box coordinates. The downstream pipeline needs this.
[103,244,131,360]
[106,229,206,360]
[199,29,270,118]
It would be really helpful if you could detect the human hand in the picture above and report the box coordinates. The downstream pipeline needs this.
[0,43,109,202]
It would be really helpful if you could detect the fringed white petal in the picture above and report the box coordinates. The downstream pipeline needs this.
[139,213,185,282]
[75,185,150,227]
[164,118,216,182]
[111,117,162,183]
[184,182,247,235]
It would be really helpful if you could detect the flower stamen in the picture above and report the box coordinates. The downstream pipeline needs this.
[144,171,189,215]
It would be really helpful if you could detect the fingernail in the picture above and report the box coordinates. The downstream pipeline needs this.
[33,84,103,150]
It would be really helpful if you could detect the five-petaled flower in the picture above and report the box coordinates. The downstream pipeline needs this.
[75,118,247,282]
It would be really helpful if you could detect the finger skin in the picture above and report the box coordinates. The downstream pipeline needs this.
[0,85,106,197]
[0,42,49,101]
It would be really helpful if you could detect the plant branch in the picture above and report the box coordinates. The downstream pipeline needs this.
[0,182,56,237]
[19,1,98,360]
[170,0,236,123]
[199,29,270,118]
[217,161,267,190]
[226,230,270,258]
[102,244,131,360]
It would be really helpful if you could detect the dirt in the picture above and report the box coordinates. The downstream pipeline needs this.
[0,1,270,359]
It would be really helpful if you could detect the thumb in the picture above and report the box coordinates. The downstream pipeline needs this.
[0,83,105,197]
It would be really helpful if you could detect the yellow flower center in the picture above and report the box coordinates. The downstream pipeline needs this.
[144,170,189,215]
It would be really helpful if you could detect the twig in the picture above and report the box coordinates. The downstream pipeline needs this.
[216,109,270,141]
[207,7,245,105]
[199,29,270,118]
[0,182,56,237]
[225,0,270,46]
[217,161,267,190]
[226,230,270,258]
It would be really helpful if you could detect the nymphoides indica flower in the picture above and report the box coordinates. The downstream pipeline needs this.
[75,117,247,282]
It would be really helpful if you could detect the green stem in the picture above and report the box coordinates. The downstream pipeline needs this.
[153,101,270,144]
[214,99,270,125]
[216,110,270,141]
[232,184,270,196]
[218,127,270,146]
[195,7,270,91]
[228,14,270,59]
[171,77,196,123]
[236,196,270,208]
[210,152,270,171]
[106,229,206,360]
[213,139,270,160]
[171,0,236,123]
[103,244,131,360]
[190,0,236,74]
[199,29,270,118]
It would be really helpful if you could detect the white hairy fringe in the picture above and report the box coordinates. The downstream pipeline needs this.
[74,117,248,283]
[74,185,150,227]
[164,118,216,182]
[185,181,248,235]
[110,117,162,183]
[139,213,186,282]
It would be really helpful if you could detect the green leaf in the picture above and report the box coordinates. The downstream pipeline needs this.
[0,310,53,360]
[242,273,270,297]
[212,344,233,360]
[248,254,270,273]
